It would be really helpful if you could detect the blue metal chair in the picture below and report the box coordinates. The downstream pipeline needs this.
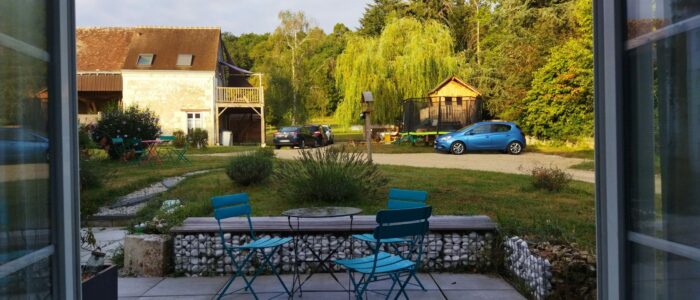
[336,206,432,300]
[211,193,292,300]
[352,189,429,290]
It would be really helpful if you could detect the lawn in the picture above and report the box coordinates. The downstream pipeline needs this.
[80,155,234,217]
[136,162,596,252]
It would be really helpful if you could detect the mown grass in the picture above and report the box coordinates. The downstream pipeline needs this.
[80,155,234,217]
[570,160,595,171]
[137,163,596,252]
[528,143,595,160]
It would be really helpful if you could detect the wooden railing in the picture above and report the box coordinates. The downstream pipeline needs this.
[216,87,262,104]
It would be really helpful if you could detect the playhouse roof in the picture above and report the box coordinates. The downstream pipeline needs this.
[428,76,481,96]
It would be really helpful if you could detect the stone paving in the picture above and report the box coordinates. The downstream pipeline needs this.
[118,273,525,299]
[80,227,128,264]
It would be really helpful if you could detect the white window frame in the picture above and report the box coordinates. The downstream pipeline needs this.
[186,112,204,133]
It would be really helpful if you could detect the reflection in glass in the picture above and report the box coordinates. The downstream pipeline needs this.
[625,1,700,298]
[0,0,52,298]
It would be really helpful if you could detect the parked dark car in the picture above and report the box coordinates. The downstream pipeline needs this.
[321,125,334,145]
[434,121,526,155]
[305,124,327,147]
[273,126,317,149]
[0,127,49,164]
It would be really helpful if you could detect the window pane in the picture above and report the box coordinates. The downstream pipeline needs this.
[625,1,700,297]
[0,0,53,298]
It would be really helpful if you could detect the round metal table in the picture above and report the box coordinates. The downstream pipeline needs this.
[282,206,362,297]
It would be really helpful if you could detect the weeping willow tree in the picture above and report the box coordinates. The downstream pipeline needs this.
[334,17,463,126]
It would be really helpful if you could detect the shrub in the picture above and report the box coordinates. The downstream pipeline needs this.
[92,105,161,159]
[531,165,572,192]
[226,148,274,186]
[188,128,208,149]
[273,146,388,204]
[172,130,187,148]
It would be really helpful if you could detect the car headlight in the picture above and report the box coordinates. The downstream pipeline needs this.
[438,136,452,142]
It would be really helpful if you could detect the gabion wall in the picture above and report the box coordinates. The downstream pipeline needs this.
[504,236,552,300]
[173,231,495,276]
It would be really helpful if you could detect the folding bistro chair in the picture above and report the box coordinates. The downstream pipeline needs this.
[156,135,175,161]
[111,137,126,161]
[352,189,429,290]
[170,139,189,163]
[336,206,432,300]
[211,193,292,300]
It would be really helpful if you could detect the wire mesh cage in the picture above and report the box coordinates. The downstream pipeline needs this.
[401,96,482,133]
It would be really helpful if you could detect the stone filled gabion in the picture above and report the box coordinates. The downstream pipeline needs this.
[173,231,494,276]
[504,236,552,300]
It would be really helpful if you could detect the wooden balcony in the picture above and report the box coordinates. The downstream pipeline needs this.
[216,87,263,106]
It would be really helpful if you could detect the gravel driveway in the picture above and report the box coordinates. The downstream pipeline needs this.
[273,149,595,183]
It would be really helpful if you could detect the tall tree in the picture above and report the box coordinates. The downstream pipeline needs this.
[358,0,408,36]
[276,10,313,124]
[335,17,463,126]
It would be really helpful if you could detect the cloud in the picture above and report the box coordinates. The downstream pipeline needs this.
[76,0,371,34]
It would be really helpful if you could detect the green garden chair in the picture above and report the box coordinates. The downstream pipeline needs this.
[169,137,189,163]
[125,138,146,164]
[157,135,175,161]
[352,188,429,290]
[110,137,126,161]
[336,206,432,300]
[211,193,292,300]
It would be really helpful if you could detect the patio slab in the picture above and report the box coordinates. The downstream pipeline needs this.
[118,273,525,299]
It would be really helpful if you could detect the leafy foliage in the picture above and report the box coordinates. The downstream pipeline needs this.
[172,130,187,148]
[515,38,594,140]
[188,128,208,149]
[335,17,462,126]
[226,148,275,186]
[273,146,388,204]
[92,105,161,159]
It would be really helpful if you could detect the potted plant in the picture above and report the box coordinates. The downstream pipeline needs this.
[81,228,118,300]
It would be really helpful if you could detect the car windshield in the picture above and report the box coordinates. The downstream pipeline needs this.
[306,125,319,131]
[280,127,298,132]
[456,124,480,133]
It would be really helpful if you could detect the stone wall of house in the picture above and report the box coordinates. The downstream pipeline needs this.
[121,70,216,143]
[173,231,495,276]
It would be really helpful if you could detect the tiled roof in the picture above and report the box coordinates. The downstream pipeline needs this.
[77,27,134,71]
[76,26,221,72]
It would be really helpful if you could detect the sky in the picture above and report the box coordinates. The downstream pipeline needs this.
[76,0,372,35]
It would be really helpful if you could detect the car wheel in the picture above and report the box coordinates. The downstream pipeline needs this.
[275,145,281,150]
[299,140,306,149]
[451,142,466,155]
[315,139,321,148]
[507,141,523,155]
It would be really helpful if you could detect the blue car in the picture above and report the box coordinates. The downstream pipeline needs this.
[434,121,526,155]
[0,127,50,164]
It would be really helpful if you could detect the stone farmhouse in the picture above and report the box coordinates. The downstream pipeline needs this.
[76,26,265,145]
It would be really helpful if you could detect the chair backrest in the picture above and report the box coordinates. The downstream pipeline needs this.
[373,206,432,240]
[387,188,428,209]
[159,135,175,141]
[211,193,255,239]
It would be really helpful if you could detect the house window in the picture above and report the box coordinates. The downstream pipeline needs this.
[136,53,154,65]
[176,54,193,66]
[187,113,203,133]
[456,97,462,106]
